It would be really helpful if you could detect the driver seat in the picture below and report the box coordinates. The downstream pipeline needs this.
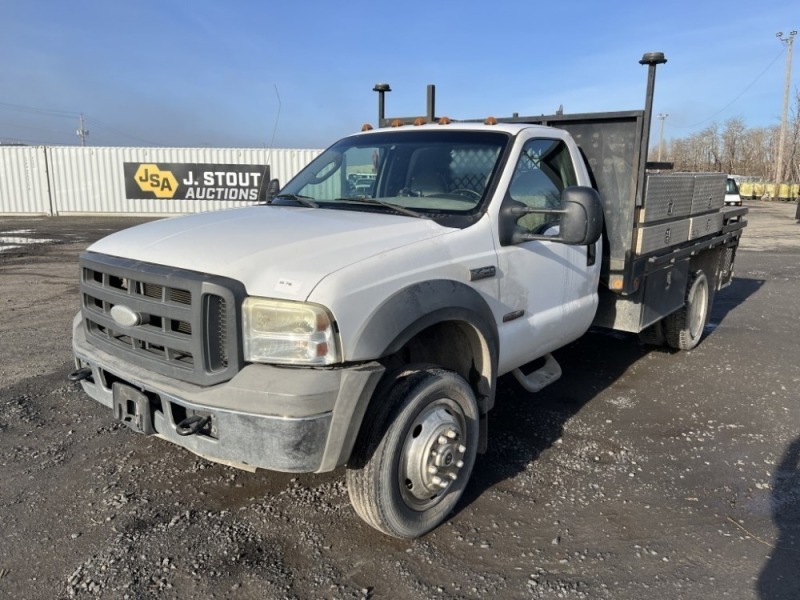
[410,170,448,196]
[408,148,451,196]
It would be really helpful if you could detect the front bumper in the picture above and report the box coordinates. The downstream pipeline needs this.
[72,315,384,473]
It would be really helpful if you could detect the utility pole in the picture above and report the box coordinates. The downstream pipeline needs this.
[774,30,796,199]
[657,113,669,162]
[76,113,89,146]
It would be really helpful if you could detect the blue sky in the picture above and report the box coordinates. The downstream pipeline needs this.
[0,0,796,149]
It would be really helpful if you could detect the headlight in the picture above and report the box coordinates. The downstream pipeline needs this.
[242,297,339,365]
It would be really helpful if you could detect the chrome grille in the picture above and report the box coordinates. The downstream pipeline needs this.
[79,252,244,386]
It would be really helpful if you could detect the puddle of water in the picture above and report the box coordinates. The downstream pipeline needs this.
[0,236,56,245]
[0,235,57,254]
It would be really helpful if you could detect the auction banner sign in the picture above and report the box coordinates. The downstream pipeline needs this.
[123,162,270,201]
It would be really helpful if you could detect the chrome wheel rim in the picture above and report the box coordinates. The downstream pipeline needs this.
[688,277,709,339]
[398,398,468,511]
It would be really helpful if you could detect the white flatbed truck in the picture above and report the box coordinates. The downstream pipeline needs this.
[70,52,747,538]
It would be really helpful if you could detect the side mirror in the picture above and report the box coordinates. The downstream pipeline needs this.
[266,178,281,201]
[499,186,603,246]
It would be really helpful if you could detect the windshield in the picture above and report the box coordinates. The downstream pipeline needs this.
[277,130,509,219]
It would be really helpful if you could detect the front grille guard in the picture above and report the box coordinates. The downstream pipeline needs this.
[79,252,246,387]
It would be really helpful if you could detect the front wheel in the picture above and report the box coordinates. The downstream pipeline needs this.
[346,367,479,539]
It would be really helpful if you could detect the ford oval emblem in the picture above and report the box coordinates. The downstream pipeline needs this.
[110,304,142,327]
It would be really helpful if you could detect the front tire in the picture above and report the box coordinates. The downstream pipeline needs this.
[346,367,479,539]
[665,270,710,350]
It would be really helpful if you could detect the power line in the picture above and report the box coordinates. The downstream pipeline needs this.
[84,116,164,146]
[674,47,787,129]
[0,100,166,145]
[0,100,80,119]
[0,136,55,146]
[0,121,75,136]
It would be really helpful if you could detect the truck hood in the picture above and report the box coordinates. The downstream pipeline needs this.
[88,205,451,299]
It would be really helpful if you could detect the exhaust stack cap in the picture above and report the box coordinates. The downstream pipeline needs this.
[639,52,667,66]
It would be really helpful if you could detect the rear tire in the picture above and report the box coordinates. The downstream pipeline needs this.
[346,367,479,539]
[665,271,710,350]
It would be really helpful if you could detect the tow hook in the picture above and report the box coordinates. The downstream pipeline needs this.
[176,415,211,437]
[67,367,93,383]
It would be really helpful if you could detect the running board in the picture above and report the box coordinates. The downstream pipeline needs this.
[512,353,562,393]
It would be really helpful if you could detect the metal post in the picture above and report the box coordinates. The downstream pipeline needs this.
[657,113,669,162]
[76,113,89,147]
[774,31,796,200]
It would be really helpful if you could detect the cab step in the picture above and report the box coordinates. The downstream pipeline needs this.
[512,353,562,393]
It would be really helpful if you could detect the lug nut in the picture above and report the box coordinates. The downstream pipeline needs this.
[456,460,464,468]
[446,430,458,439]
[431,475,443,485]
[438,435,448,445]
[458,444,467,453]
[427,466,438,474]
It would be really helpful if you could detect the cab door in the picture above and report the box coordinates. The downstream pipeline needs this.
[495,135,600,372]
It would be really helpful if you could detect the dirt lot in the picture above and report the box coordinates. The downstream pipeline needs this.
[1,202,798,599]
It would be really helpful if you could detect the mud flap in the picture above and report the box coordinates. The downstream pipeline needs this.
[112,383,155,435]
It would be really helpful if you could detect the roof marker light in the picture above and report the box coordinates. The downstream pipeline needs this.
[438,116,452,125]
[361,123,373,131]
[484,116,498,125]
[391,119,403,128]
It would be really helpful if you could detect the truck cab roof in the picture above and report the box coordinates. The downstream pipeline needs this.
[355,121,561,138]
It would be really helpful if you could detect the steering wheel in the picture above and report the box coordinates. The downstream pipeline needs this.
[450,188,482,200]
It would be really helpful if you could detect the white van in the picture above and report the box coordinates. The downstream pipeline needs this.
[725,177,742,206]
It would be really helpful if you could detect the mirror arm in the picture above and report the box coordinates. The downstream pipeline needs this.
[506,206,566,217]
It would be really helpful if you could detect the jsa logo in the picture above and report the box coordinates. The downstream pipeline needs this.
[134,164,179,198]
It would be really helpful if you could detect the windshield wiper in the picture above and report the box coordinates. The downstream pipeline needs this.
[272,194,319,208]
[334,197,426,219]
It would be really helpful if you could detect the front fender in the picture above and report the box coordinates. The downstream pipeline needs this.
[349,279,498,362]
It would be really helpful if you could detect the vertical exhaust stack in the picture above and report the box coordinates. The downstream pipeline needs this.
[373,83,391,126]
[426,84,436,123]
[636,52,668,205]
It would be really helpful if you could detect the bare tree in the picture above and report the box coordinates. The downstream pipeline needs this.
[659,117,796,183]
[721,117,746,174]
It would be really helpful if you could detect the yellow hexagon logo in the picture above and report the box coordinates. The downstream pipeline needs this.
[133,164,179,199]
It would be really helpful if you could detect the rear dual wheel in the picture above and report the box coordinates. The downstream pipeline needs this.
[664,270,710,350]
[346,367,479,539]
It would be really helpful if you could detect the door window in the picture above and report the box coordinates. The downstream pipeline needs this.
[509,138,576,234]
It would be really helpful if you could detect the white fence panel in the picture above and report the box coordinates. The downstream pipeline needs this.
[0,146,52,215]
[47,147,321,215]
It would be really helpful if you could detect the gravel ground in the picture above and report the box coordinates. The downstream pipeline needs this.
[1,203,798,599]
